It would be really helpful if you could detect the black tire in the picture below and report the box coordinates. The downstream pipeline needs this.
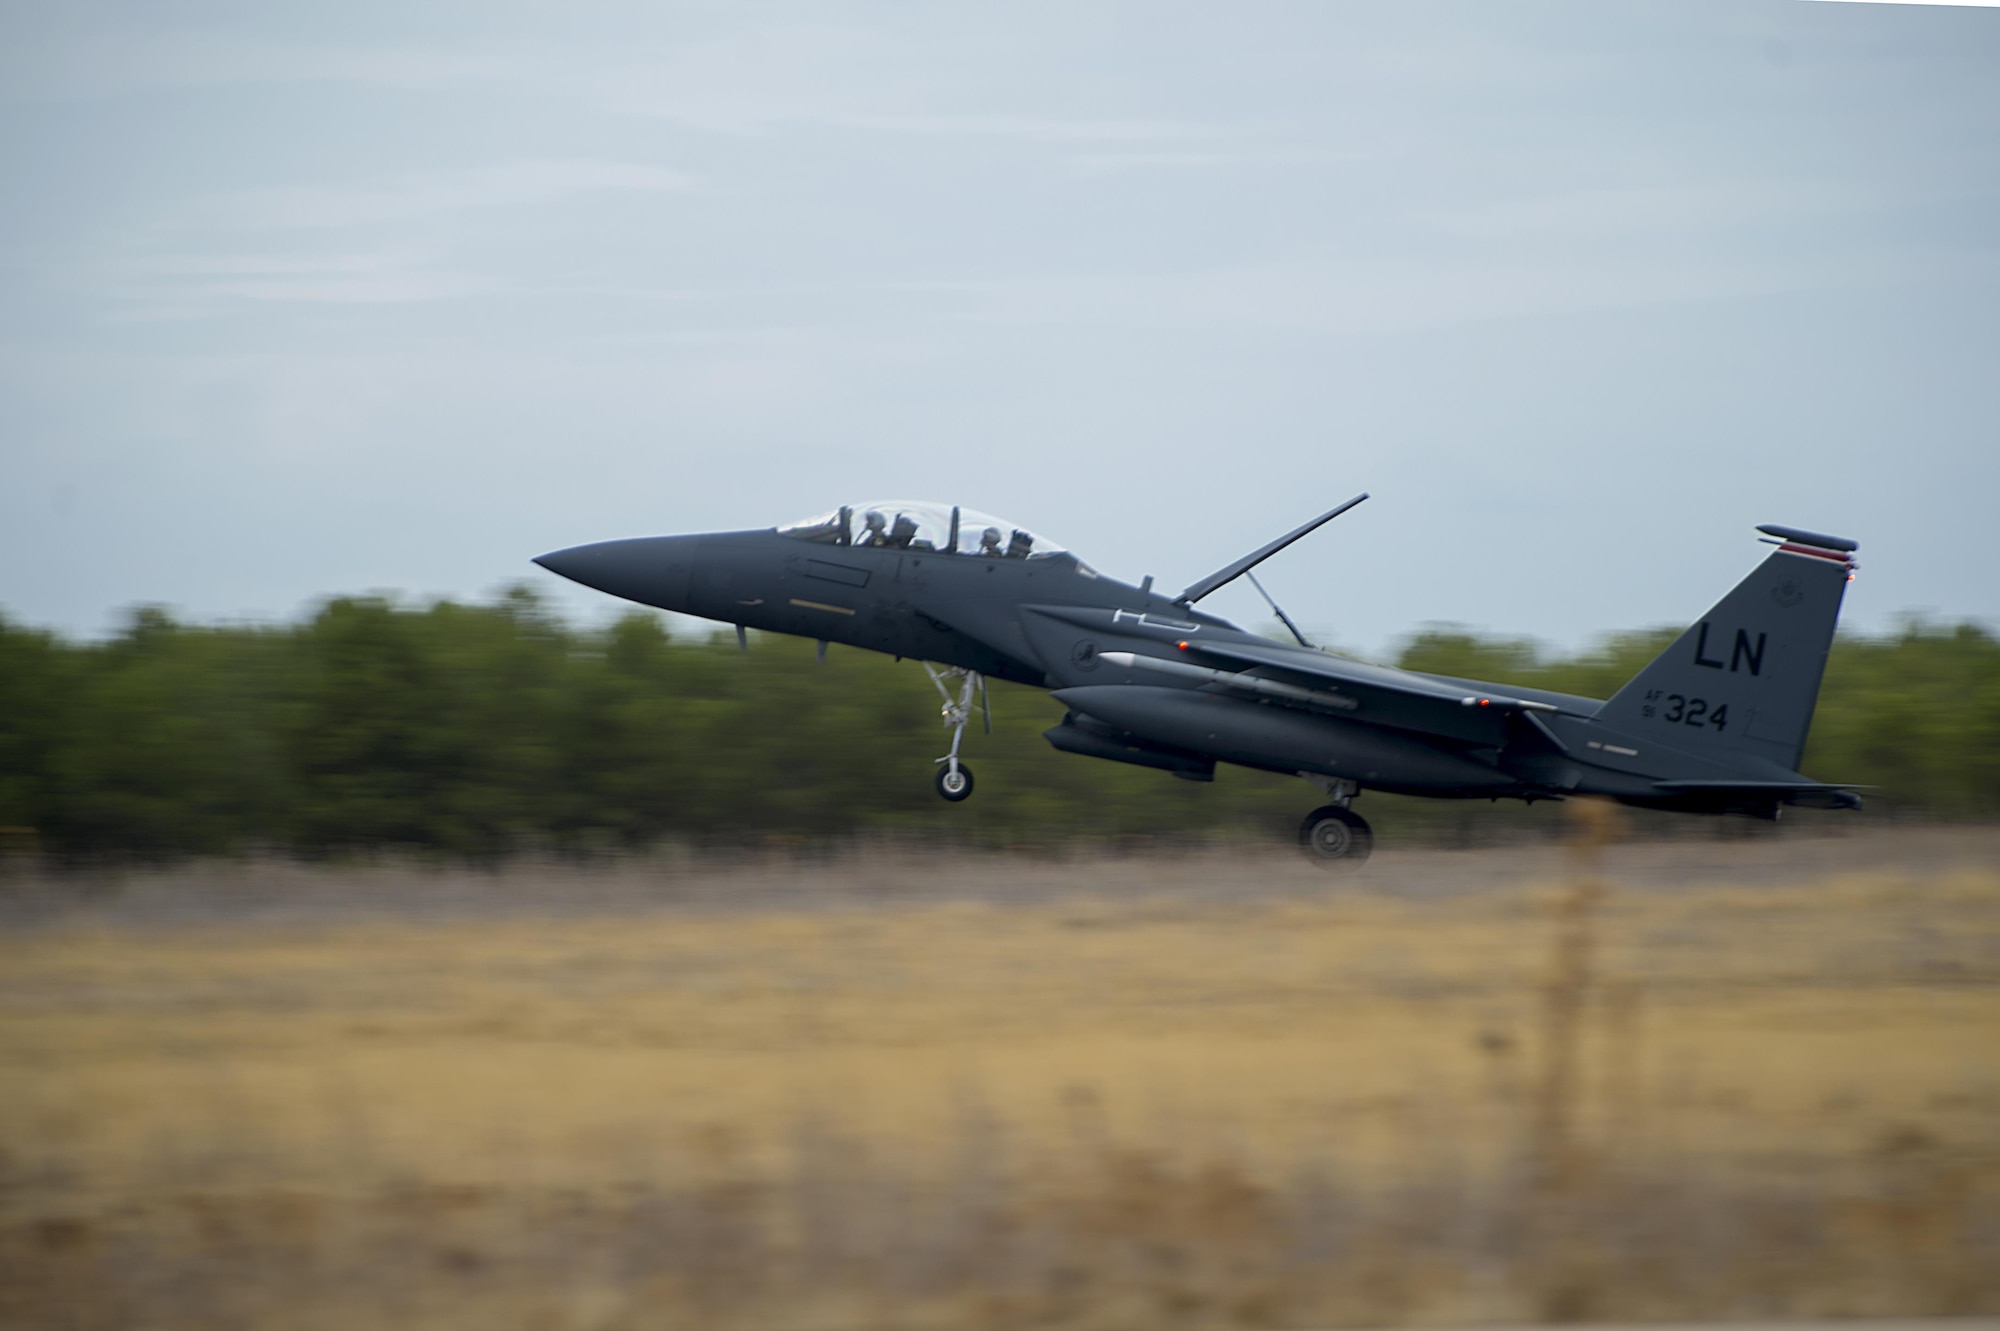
[1298,804,1373,869]
[935,763,975,802]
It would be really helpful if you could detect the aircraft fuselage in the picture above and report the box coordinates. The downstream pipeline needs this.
[536,506,1862,864]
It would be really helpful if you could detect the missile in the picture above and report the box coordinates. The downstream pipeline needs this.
[1096,651,1358,711]
[1099,649,1558,714]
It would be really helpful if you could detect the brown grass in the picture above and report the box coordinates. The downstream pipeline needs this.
[3,826,1998,1329]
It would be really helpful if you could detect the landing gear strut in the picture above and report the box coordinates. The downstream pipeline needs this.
[924,663,988,802]
[1298,778,1371,868]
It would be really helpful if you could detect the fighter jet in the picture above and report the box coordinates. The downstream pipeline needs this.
[535,497,1862,867]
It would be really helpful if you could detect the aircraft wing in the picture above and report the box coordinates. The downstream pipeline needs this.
[1179,637,1557,745]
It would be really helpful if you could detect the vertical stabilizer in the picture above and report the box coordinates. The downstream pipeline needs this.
[1595,526,1856,773]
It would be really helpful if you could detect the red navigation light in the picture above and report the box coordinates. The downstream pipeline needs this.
[1177,640,1189,650]
[1479,699,1490,706]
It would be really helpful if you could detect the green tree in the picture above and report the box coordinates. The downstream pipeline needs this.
[2,595,1992,861]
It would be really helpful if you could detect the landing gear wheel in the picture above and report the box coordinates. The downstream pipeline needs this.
[935,763,975,802]
[1299,805,1373,869]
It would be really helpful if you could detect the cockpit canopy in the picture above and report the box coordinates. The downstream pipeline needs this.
[779,500,1076,563]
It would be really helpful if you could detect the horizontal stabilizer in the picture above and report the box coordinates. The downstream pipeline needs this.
[1652,778,1866,811]
[1653,779,1869,791]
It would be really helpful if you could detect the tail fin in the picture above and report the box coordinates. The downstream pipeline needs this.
[1596,525,1856,773]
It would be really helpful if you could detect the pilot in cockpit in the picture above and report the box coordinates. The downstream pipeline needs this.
[979,526,1003,557]
[858,510,889,547]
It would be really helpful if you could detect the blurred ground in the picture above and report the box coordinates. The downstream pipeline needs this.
[3,825,1998,1329]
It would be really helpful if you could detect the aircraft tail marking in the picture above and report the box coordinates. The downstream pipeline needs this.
[1594,525,1856,773]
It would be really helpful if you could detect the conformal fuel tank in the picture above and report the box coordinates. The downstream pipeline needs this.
[1049,685,1517,795]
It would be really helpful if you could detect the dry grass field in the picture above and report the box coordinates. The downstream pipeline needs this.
[3,823,1998,1330]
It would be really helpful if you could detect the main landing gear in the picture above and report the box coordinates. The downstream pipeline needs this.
[925,663,988,802]
[1298,779,1372,869]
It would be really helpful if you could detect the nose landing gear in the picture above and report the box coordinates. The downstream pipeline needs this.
[925,663,988,802]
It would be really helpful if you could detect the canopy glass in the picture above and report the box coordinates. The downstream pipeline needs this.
[779,500,1073,561]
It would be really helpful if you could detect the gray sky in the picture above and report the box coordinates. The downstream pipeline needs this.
[3,1,1996,657]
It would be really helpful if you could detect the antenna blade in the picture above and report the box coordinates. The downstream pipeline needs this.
[1246,571,1312,648]
[1175,493,1368,606]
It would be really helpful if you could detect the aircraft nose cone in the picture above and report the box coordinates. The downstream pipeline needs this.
[533,535,700,613]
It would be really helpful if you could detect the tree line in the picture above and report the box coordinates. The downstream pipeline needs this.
[1,589,1993,860]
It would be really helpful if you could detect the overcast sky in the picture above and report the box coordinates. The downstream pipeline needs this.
[3,1,1996,656]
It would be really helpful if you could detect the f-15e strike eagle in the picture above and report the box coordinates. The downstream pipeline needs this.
[535,496,1861,867]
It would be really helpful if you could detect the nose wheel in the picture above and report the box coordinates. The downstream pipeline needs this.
[924,663,988,802]
[935,764,975,801]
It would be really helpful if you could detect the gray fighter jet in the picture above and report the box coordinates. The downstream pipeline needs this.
[535,497,1861,867]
